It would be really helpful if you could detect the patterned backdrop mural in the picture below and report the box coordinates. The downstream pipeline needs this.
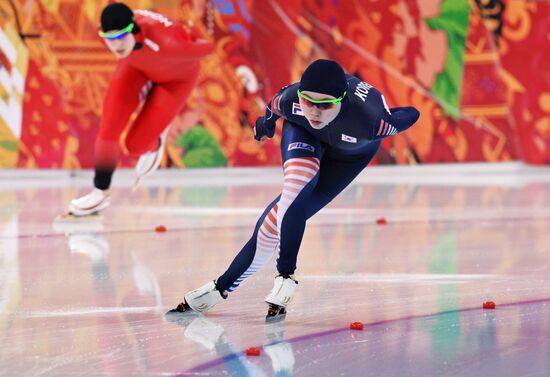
[0,0,549,168]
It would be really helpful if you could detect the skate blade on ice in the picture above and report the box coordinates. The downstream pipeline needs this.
[53,212,104,233]
[265,304,286,323]
[164,302,200,323]
[132,177,141,192]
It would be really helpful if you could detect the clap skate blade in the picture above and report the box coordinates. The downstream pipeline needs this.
[55,212,103,221]
[52,212,104,233]
[265,303,287,323]
[165,301,199,322]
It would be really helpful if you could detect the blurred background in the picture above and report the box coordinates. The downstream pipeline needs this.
[1,0,549,170]
[2,2,550,375]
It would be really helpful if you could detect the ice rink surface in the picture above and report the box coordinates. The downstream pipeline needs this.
[1,163,550,376]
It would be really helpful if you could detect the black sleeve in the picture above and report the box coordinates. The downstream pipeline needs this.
[371,106,420,140]
[263,99,281,126]
[261,84,294,133]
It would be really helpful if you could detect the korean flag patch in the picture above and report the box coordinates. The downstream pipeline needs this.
[341,134,357,143]
[292,103,304,116]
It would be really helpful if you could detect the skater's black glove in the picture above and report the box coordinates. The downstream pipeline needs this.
[254,116,276,141]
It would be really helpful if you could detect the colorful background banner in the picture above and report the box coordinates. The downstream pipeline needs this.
[1,0,549,168]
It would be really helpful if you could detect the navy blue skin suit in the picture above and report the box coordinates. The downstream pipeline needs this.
[216,75,420,292]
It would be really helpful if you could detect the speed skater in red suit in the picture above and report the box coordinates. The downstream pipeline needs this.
[68,2,213,217]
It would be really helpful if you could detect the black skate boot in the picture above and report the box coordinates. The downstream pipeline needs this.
[165,300,197,322]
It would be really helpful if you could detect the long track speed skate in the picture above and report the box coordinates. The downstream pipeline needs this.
[266,303,287,323]
[53,188,109,232]
[264,274,298,323]
[53,212,104,233]
[134,128,169,189]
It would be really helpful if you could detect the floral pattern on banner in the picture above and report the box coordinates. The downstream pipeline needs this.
[0,0,549,167]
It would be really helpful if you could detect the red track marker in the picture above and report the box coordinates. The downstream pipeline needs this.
[245,347,261,356]
[376,217,387,225]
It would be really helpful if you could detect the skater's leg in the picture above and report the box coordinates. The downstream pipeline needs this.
[218,148,322,292]
[216,196,281,292]
[126,78,197,184]
[217,122,323,292]
[169,122,323,315]
[94,66,149,190]
[256,123,326,320]
[304,140,381,219]
[68,67,148,217]
[274,156,320,274]
[167,196,281,315]
[124,79,196,156]
[264,141,380,321]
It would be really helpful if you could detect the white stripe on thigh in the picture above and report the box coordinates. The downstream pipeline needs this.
[229,157,320,291]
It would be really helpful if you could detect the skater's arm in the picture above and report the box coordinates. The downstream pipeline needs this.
[176,38,214,60]
[134,11,215,60]
[387,106,420,131]
[171,29,214,60]
[174,20,215,59]
[254,86,292,141]
[254,100,281,141]
[153,22,214,60]
[371,106,420,140]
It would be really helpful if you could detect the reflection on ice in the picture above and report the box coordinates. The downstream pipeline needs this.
[1,165,550,376]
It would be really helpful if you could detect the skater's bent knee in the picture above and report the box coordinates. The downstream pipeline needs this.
[124,136,156,156]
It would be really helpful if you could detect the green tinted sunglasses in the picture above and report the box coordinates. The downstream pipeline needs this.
[297,89,346,109]
[99,22,135,40]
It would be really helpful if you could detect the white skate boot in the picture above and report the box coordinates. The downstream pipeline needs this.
[68,188,110,217]
[135,128,168,187]
[265,275,298,322]
[166,281,227,316]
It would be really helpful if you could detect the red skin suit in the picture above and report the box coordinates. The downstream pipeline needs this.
[94,10,213,189]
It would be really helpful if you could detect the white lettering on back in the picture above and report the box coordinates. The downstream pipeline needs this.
[354,81,373,102]
[135,10,173,27]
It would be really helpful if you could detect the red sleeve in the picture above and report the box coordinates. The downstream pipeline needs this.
[170,26,215,60]
[135,11,214,61]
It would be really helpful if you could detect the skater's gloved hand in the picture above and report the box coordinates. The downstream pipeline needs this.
[254,116,276,141]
